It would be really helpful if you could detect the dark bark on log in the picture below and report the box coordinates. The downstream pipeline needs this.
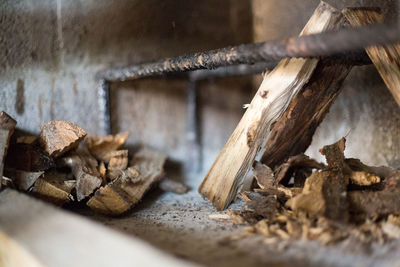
[261,58,352,169]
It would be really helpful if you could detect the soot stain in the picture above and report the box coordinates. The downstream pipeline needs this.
[15,79,25,115]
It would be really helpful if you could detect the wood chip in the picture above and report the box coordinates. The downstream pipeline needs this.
[159,178,190,194]
[286,171,327,218]
[382,220,400,239]
[39,121,86,158]
[253,161,274,189]
[348,188,400,219]
[345,158,396,180]
[86,132,129,162]
[16,136,37,144]
[0,112,17,185]
[349,171,380,186]
[319,138,349,222]
[107,150,128,171]
[60,152,101,201]
[87,148,166,215]
[107,167,140,182]
[8,170,44,191]
[31,171,75,206]
[246,195,277,220]
[208,214,230,220]
[226,210,249,225]
[274,154,324,186]
[5,143,54,172]
[98,161,107,184]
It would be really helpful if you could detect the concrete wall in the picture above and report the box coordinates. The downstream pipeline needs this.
[0,0,253,136]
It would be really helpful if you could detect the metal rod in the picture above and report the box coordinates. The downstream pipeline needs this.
[98,23,397,82]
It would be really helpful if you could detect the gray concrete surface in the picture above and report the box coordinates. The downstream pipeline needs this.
[76,171,400,267]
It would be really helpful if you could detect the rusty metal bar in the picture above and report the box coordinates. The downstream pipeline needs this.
[98,23,397,82]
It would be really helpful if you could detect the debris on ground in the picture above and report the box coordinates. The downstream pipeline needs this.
[223,137,400,247]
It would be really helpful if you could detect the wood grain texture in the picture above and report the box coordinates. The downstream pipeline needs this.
[87,148,166,215]
[261,56,352,168]
[343,7,400,107]
[199,1,344,210]
[39,121,86,158]
[60,151,102,201]
[31,171,75,206]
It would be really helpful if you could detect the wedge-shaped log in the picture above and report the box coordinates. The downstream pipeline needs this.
[0,112,16,188]
[39,120,86,158]
[199,2,345,210]
[87,148,166,215]
[343,8,400,107]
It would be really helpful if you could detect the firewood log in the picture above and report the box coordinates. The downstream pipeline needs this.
[199,2,345,210]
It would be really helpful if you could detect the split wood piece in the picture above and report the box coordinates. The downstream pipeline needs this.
[348,188,400,220]
[86,132,129,162]
[31,171,75,206]
[253,161,274,189]
[273,154,324,186]
[286,171,328,218]
[255,185,301,203]
[159,178,190,194]
[16,135,37,144]
[343,8,400,107]
[5,143,54,172]
[288,138,349,222]
[39,120,86,158]
[99,161,107,184]
[348,171,380,186]
[319,138,349,222]
[261,56,352,168]
[60,153,102,201]
[107,150,128,171]
[244,194,277,220]
[87,148,166,216]
[0,112,17,187]
[382,215,400,239]
[5,169,44,191]
[345,158,397,180]
[199,2,344,210]
[107,167,140,181]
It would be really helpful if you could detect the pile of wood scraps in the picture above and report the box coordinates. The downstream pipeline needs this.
[219,137,400,246]
[0,114,188,216]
